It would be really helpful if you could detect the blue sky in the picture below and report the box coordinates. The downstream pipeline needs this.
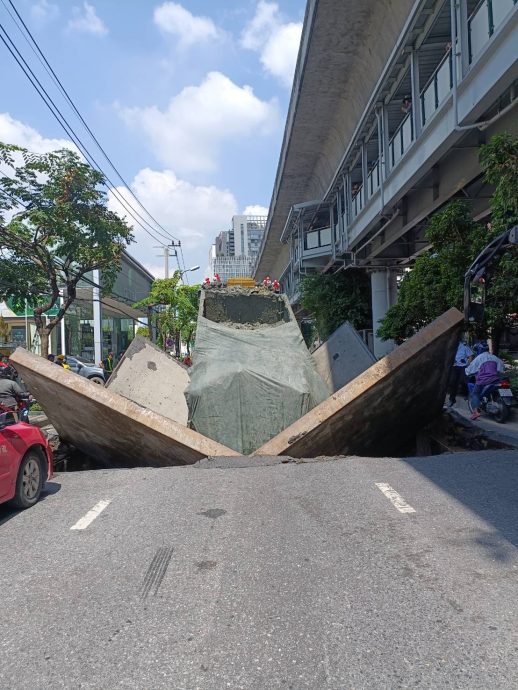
[0,0,305,278]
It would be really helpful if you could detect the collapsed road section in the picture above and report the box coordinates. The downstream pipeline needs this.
[255,308,464,458]
[185,288,330,454]
[10,300,463,465]
[9,348,238,467]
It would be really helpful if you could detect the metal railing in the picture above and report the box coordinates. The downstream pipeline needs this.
[469,0,517,63]
[304,226,332,251]
[389,112,414,168]
[367,159,380,196]
[421,52,452,126]
[351,184,365,219]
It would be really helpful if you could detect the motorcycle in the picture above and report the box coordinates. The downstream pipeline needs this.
[0,396,32,424]
[468,377,516,423]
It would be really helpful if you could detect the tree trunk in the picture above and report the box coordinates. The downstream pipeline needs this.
[491,326,503,355]
[39,328,50,358]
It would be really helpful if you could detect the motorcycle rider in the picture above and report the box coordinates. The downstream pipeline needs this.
[0,366,30,422]
[465,343,505,420]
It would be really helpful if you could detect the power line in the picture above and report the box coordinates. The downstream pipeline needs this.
[0,20,173,247]
[2,0,180,244]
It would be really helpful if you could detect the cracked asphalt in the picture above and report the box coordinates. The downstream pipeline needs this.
[1,449,518,689]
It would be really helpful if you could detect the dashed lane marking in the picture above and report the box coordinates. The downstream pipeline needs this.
[375,483,416,514]
[70,499,111,530]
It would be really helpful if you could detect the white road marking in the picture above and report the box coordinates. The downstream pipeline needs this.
[375,483,416,514]
[70,499,111,530]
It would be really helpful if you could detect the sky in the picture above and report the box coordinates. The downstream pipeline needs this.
[0,0,305,280]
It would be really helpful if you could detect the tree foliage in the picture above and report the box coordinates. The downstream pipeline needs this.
[134,274,200,354]
[0,143,133,355]
[300,269,371,341]
[378,133,518,345]
[377,201,488,342]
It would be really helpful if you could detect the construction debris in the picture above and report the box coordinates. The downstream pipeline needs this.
[185,288,330,454]
[312,321,376,393]
[10,348,238,467]
[254,308,464,458]
[107,336,189,425]
[11,301,463,465]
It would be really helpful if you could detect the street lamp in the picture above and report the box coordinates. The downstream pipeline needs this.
[181,265,200,275]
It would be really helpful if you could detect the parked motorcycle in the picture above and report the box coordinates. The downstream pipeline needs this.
[468,377,516,423]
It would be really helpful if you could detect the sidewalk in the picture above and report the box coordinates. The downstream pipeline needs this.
[447,397,518,449]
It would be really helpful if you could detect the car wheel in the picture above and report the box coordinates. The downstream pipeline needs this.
[88,375,105,385]
[11,451,43,509]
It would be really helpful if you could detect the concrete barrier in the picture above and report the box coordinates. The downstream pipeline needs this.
[312,321,376,393]
[254,308,464,458]
[107,336,189,426]
[10,348,238,466]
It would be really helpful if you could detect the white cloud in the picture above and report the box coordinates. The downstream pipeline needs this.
[153,2,220,47]
[30,0,60,24]
[107,167,238,275]
[0,113,76,154]
[120,71,278,174]
[241,1,302,88]
[243,204,269,216]
[68,2,108,36]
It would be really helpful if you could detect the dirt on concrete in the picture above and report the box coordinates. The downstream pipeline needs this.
[203,287,289,328]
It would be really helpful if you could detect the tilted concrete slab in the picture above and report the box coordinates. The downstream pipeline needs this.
[10,348,238,466]
[312,321,376,393]
[107,336,189,426]
[254,309,464,458]
[186,288,330,455]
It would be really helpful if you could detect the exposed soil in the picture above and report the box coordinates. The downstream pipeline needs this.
[203,287,289,328]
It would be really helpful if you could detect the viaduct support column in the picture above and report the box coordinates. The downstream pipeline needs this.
[370,268,398,359]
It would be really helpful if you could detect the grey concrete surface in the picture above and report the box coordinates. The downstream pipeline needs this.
[107,336,190,426]
[312,321,376,392]
[1,449,518,689]
[257,308,463,457]
[10,348,238,466]
[254,0,415,281]
[187,289,329,454]
[448,399,518,449]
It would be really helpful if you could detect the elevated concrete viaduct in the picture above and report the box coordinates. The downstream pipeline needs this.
[254,0,518,358]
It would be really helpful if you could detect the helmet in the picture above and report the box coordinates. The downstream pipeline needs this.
[0,365,14,379]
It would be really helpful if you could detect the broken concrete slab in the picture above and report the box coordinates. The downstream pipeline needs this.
[107,336,189,426]
[254,308,464,458]
[312,321,376,393]
[10,348,238,466]
[186,288,330,455]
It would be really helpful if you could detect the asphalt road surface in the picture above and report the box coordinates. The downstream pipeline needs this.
[2,450,518,689]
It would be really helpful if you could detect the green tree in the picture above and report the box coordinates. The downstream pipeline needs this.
[300,269,371,341]
[378,130,518,347]
[479,133,518,350]
[0,144,133,356]
[377,201,488,343]
[134,275,200,355]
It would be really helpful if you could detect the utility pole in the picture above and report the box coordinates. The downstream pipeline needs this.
[155,241,182,279]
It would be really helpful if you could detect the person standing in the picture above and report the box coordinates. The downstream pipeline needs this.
[101,351,115,380]
[447,340,473,406]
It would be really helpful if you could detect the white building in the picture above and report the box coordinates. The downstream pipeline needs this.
[208,214,267,282]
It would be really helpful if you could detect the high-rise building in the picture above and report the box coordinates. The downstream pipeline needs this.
[208,214,267,282]
[231,215,267,258]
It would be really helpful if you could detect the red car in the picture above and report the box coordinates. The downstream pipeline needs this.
[0,411,53,509]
